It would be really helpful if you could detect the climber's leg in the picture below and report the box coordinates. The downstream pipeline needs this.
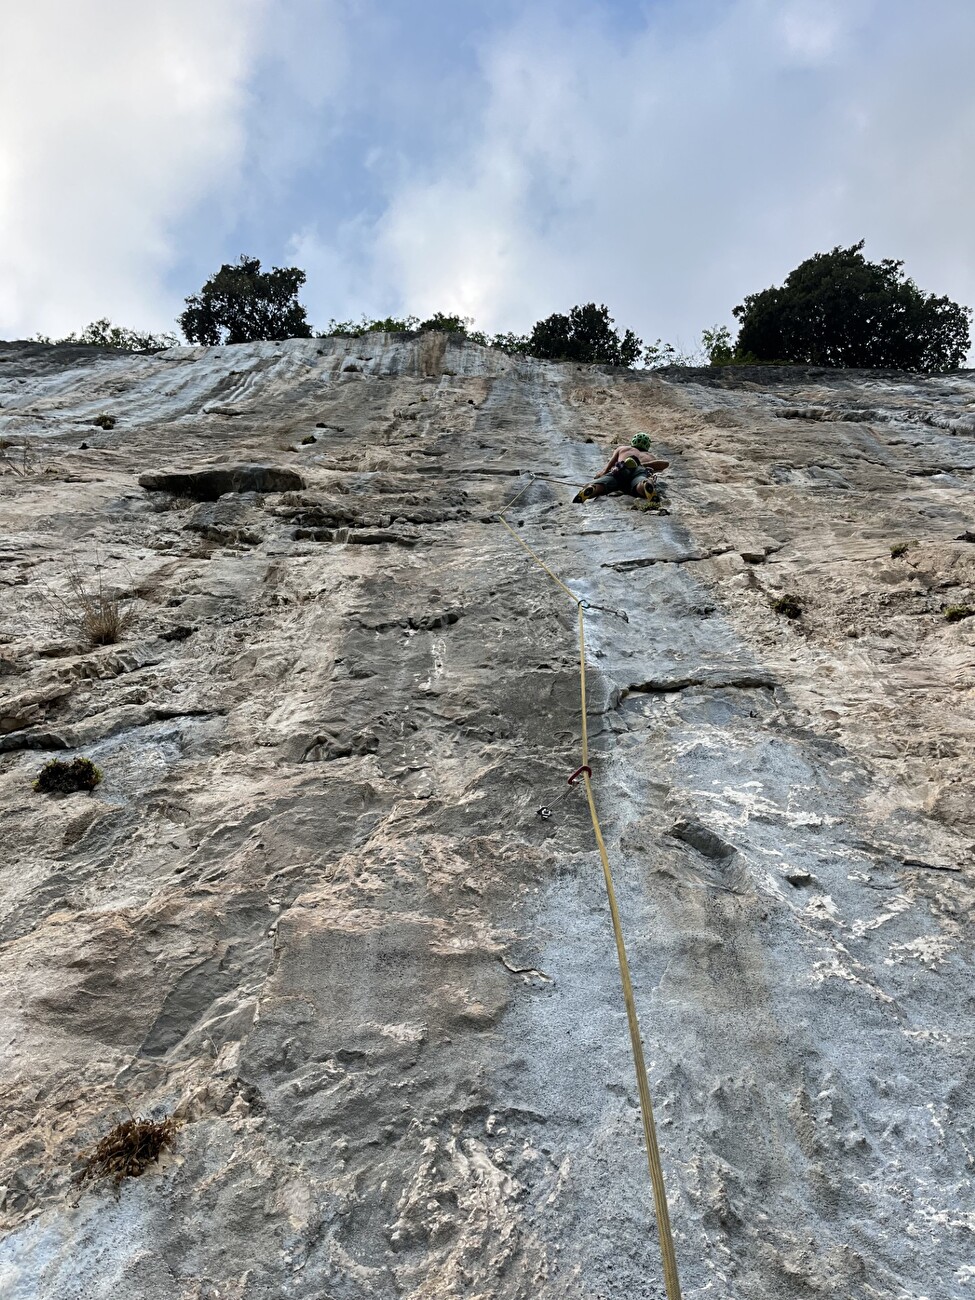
[574,470,623,503]
[631,471,658,500]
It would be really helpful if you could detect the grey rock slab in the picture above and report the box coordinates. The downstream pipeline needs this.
[0,341,973,1300]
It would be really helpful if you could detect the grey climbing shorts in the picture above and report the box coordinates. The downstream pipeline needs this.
[593,463,653,496]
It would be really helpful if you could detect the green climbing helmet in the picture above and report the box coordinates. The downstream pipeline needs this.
[631,432,652,452]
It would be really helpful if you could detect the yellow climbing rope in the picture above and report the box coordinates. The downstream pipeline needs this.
[498,474,683,1300]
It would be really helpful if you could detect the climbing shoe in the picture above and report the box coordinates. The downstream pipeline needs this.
[573,483,600,503]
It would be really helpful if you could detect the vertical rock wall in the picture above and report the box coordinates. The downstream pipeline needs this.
[0,336,972,1298]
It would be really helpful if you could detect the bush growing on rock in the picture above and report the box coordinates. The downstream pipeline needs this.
[321,315,420,338]
[180,256,313,345]
[943,604,974,623]
[418,312,470,334]
[313,307,644,363]
[320,312,481,340]
[772,594,804,619]
[34,757,102,794]
[32,318,177,351]
[733,242,971,371]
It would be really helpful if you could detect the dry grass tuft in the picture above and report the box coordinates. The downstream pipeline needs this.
[78,1115,180,1190]
[42,567,136,648]
[0,437,36,477]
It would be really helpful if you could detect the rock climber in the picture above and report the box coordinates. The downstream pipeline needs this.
[573,432,669,503]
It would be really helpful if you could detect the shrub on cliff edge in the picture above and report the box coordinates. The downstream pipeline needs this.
[733,242,971,371]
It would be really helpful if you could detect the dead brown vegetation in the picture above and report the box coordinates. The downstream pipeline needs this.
[78,1115,180,1190]
[0,437,36,477]
[42,566,136,647]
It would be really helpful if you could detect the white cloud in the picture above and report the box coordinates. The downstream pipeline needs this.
[330,0,975,353]
[774,0,850,64]
[0,0,266,337]
[5,0,973,357]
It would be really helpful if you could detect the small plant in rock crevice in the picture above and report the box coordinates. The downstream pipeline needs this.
[890,542,911,558]
[150,493,197,513]
[91,414,116,430]
[34,757,103,794]
[943,604,974,623]
[77,1114,181,1191]
[772,594,804,619]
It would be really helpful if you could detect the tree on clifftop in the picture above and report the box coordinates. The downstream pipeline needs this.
[526,303,642,367]
[733,242,971,371]
[180,256,312,345]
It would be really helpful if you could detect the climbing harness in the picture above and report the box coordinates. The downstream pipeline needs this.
[497,474,683,1300]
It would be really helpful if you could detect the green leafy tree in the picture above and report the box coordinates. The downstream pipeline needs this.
[733,241,971,371]
[526,303,642,367]
[34,318,177,351]
[180,256,312,345]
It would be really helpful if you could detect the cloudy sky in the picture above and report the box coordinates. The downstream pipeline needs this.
[1,0,973,354]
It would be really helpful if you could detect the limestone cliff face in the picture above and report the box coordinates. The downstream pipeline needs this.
[0,335,973,1299]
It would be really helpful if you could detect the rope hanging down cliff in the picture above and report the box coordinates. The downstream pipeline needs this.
[497,475,683,1300]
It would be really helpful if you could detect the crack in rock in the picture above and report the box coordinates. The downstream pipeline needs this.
[622,672,776,695]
